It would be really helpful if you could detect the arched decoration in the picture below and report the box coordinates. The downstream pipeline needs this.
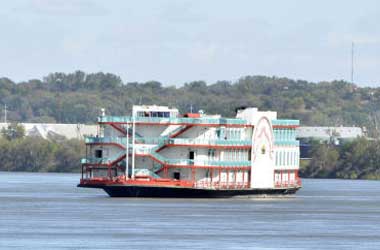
[251,116,274,162]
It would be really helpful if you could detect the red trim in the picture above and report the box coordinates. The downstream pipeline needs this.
[183,113,201,118]
[169,125,193,138]
[100,122,252,128]
[87,142,126,150]
[88,141,251,152]
[80,177,194,188]
[273,125,299,129]
[163,143,251,149]
[109,123,127,135]
[162,165,251,170]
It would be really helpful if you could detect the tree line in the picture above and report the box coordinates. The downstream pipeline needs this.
[300,138,380,180]
[0,123,84,172]
[1,71,379,136]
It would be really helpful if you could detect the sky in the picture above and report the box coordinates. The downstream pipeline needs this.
[0,0,379,86]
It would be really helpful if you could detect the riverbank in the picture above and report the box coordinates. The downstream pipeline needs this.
[0,136,84,173]
[1,135,380,180]
[299,138,380,180]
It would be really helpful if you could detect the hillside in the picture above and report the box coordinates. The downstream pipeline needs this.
[1,71,379,136]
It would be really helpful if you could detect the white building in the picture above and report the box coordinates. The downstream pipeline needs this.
[0,123,97,140]
[296,126,363,141]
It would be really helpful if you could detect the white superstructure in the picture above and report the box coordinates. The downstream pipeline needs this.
[80,105,301,196]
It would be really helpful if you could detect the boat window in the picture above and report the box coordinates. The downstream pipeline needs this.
[189,151,195,160]
[95,149,103,158]
[216,129,221,139]
[173,172,180,180]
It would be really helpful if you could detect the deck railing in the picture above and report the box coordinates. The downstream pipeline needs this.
[98,116,249,125]
[84,135,252,167]
[84,147,251,168]
[85,137,128,145]
[274,140,300,146]
[194,181,250,189]
[168,138,251,147]
[272,119,300,126]
[85,136,252,147]
[82,151,126,165]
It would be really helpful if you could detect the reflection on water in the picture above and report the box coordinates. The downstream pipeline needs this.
[0,172,380,249]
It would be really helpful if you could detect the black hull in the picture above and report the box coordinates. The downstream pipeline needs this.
[78,184,300,198]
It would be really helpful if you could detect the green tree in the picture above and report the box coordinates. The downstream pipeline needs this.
[301,142,339,178]
[1,123,25,140]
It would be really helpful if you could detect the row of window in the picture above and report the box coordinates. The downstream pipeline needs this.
[275,151,299,167]
[274,170,296,182]
[273,129,296,141]
[222,149,249,161]
[205,169,248,180]
[207,149,250,161]
[136,111,173,118]
[216,128,244,140]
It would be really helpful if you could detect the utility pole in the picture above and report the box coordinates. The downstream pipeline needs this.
[351,42,354,83]
[4,104,7,124]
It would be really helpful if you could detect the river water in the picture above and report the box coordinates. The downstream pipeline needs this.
[0,172,379,250]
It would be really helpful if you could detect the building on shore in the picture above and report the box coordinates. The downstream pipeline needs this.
[296,126,363,142]
[296,126,364,158]
[0,123,97,140]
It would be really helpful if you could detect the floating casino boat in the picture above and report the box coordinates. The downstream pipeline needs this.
[78,105,301,197]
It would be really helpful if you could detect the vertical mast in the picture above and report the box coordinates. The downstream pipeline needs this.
[126,123,129,180]
[131,113,136,179]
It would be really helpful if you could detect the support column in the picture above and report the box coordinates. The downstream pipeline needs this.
[247,170,251,188]
[242,169,245,188]
[108,165,111,180]
[192,167,196,183]
[218,168,221,189]
[210,168,213,187]
[234,168,237,188]
[226,168,229,189]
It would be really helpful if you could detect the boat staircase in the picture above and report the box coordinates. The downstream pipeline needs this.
[84,124,251,178]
